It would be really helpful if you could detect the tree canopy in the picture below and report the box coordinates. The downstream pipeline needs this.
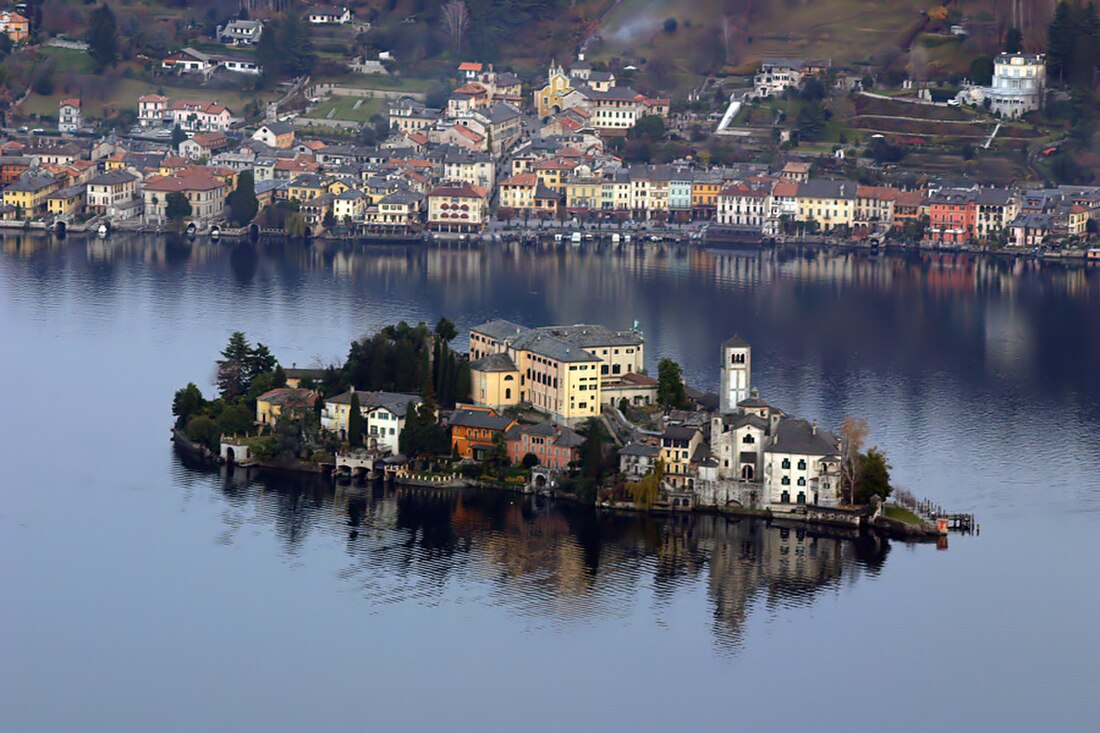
[164,192,192,228]
[86,3,118,70]
[657,358,688,410]
[227,170,259,226]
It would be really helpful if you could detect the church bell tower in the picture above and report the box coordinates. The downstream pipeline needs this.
[720,336,751,413]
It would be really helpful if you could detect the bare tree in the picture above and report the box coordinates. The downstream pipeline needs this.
[441,0,470,53]
[839,416,869,505]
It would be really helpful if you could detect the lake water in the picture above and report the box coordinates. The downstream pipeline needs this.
[2,234,1098,732]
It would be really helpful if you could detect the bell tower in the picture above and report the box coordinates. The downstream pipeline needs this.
[720,336,751,413]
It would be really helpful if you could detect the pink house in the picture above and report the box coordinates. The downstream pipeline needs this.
[505,421,584,470]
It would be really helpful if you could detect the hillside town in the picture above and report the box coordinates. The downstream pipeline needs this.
[0,1,1098,257]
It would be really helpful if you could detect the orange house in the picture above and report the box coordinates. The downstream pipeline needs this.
[928,190,977,244]
[450,406,518,460]
[0,11,30,43]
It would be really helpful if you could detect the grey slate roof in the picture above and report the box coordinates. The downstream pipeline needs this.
[535,323,643,348]
[450,409,515,431]
[764,418,839,456]
[472,319,528,341]
[470,352,518,372]
[620,442,660,458]
[327,389,420,415]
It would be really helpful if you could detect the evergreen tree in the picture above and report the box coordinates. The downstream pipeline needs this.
[580,417,606,481]
[455,360,472,404]
[348,391,363,446]
[1004,26,1024,53]
[165,192,192,229]
[170,124,186,149]
[226,170,259,226]
[86,3,118,71]
[172,383,206,429]
[854,447,893,504]
[247,342,277,382]
[217,332,253,401]
[657,358,687,410]
[272,364,287,388]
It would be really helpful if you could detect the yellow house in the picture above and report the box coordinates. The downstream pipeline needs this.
[255,388,319,427]
[565,176,601,211]
[498,173,538,211]
[1067,204,1089,236]
[795,180,857,229]
[660,426,702,489]
[2,173,59,216]
[288,174,327,202]
[534,61,574,119]
[46,185,86,217]
[327,178,354,196]
[533,159,576,193]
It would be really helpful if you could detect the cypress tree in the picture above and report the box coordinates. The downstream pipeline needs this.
[348,391,363,447]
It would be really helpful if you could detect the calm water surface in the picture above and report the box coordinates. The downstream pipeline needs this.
[2,234,1098,732]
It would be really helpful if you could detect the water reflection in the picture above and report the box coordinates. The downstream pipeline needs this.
[198,455,892,653]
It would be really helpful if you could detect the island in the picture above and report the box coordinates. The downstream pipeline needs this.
[172,318,972,541]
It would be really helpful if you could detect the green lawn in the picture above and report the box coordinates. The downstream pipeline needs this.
[19,74,277,121]
[885,505,924,526]
[316,73,435,93]
[307,95,385,123]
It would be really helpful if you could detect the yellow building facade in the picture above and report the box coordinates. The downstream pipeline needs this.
[534,62,574,119]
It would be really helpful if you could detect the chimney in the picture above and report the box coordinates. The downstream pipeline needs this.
[812,419,818,436]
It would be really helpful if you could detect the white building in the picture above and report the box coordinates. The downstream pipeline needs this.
[763,418,841,509]
[717,184,770,229]
[58,99,82,133]
[619,442,660,481]
[138,94,169,127]
[709,403,773,483]
[219,19,264,45]
[986,53,1046,118]
[307,5,351,24]
[321,389,422,455]
[719,336,752,414]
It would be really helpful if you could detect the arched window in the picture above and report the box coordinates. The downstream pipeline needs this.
[796,492,806,504]
[503,374,514,381]
[797,459,807,470]
[797,477,806,487]
[780,490,790,504]
[505,388,511,399]
[781,476,790,486]
[741,464,754,481]
[742,434,755,444]
[781,458,791,469]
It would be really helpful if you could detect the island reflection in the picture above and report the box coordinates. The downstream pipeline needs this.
[188,453,891,652]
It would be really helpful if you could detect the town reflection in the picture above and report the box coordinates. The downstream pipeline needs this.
[202,458,890,651]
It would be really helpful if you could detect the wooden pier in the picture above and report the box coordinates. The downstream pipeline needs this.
[903,497,979,535]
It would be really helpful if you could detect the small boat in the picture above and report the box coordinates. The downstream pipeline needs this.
[554,233,563,243]
[97,223,108,238]
[571,231,582,246]
[611,233,620,245]
[209,226,220,241]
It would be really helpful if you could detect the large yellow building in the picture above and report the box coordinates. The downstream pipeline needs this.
[469,319,646,425]
[795,179,857,230]
[2,173,59,216]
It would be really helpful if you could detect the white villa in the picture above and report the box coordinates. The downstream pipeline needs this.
[321,389,422,454]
